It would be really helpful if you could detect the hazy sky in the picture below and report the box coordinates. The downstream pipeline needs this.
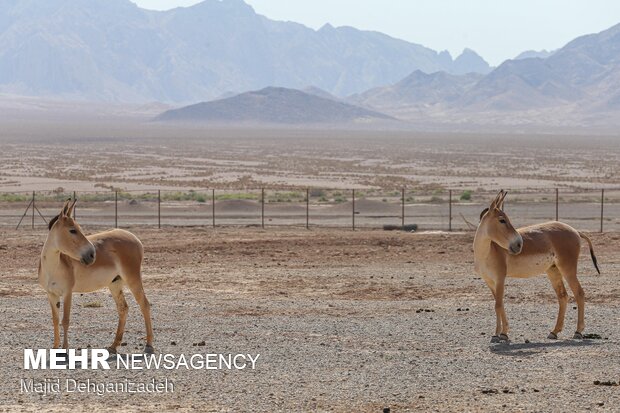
[130,0,620,65]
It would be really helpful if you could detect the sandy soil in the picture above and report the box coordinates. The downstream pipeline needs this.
[0,227,619,412]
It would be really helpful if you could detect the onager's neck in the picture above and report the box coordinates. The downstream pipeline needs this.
[41,235,62,269]
[473,228,493,265]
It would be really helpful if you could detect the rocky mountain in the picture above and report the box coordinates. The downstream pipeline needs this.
[456,23,620,111]
[350,70,482,110]
[155,87,395,124]
[513,49,555,60]
[351,22,620,128]
[0,0,490,103]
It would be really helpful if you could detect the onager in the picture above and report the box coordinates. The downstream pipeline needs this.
[38,199,154,353]
[474,190,600,343]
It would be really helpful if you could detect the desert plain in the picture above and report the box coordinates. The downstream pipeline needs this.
[0,121,619,412]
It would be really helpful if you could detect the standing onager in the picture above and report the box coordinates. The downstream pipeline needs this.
[474,190,600,343]
[38,199,154,353]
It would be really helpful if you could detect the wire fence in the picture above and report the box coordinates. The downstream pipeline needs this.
[1,187,619,232]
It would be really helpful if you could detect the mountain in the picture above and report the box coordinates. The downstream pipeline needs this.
[0,0,490,103]
[341,22,620,128]
[155,87,395,124]
[456,23,620,111]
[514,49,555,60]
[451,48,493,75]
[350,70,482,110]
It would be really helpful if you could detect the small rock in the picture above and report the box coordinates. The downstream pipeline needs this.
[170,341,177,346]
[197,340,206,346]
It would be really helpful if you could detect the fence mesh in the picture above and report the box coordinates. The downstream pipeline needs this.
[1,188,617,232]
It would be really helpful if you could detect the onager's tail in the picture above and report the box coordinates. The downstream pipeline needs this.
[579,232,601,275]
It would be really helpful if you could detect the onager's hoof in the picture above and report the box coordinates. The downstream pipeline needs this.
[498,333,510,342]
[547,332,558,340]
[490,335,501,343]
[144,344,154,354]
[573,332,584,340]
[107,346,118,354]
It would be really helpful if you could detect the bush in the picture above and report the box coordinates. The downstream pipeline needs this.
[460,190,472,201]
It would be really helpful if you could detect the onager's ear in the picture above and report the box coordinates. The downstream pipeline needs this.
[497,191,508,210]
[479,207,489,221]
[66,199,78,217]
[489,190,503,209]
[60,199,72,217]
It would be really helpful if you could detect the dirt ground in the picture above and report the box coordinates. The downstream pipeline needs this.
[0,227,619,412]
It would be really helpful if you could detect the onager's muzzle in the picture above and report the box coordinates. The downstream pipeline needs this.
[80,244,96,266]
[508,235,523,255]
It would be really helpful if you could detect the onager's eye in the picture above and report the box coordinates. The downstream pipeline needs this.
[499,218,507,224]
[69,228,77,234]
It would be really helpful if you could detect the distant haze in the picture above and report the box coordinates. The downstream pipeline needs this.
[131,0,620,66]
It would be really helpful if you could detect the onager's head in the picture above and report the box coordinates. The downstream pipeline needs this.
[48,199,96,265]
[478,190,523,255]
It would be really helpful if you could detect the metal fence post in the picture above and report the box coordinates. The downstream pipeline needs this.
[306,188,309,230]
[448,190,452,232]
[212,189,216,228]
[158,189,161,229]
[352,189,355,231]
[261,188,265,228]
[31,191,35,229]
[401,188,405,229]
[555,188,559,221]
[600,188,605,233]
[115,190,118,228]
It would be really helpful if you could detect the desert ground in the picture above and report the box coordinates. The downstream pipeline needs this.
[0,226,619,412]
[1,123,619,412]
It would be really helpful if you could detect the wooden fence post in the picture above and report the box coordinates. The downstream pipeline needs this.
[401,188,405,229]
[600,188,605,233]
[352,189,355,231]
[212,189,216,228]
[31,191,35,229]
[115,190,118,228]
[448,190,452,232]
[555,188,559,221]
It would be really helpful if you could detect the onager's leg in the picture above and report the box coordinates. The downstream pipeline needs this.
[124,275,154,353]
[47,293,61,348]
[108,278,129,353]
[560,266,586,338]
[61,292,72,349]
[546,266,568,339]
[494,275,509,342]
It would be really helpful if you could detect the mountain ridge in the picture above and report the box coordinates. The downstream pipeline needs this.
[0,0,491,103]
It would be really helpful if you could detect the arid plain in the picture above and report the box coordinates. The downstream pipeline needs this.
[1,121,620,412]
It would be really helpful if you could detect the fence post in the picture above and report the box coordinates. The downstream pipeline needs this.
[352,189,355,231]
[306,188,309,230]
[555,188,559,221]
[401,188,405,229]
[261,188,265,228]
[212,189,216,228]
[158,190,161,229]
[448,190,452,232]
[115,190,118,228]
[73,190,77,219]
[31,191,35,229]
[600,188,604,233]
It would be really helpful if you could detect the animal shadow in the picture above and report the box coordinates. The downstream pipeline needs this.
[490,338,602,357]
